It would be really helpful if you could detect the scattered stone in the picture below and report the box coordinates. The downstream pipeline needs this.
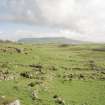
[7,100,20,105]
[59,44,69,47]
[92,48,105,52]
[0,70,16,80]
[53,95,65,105]
[78,74,85,80]
[53,95,58,99]
[32,90,38,100]
[29,64,43,69]
[63,73,73,81]
[28,82,36,87]
[49,66,57,71]
[15,48,23,53]
[0,96,20,105]
[31,64,43,73]
[101,71,105,74]
[0,47,24,54]
[24,52,28,55]
[20,72,33,79]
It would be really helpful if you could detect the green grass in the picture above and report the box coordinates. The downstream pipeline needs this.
[0,43,105,105]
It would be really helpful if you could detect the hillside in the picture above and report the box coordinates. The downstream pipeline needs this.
[0,42,105,105]
[18,37,83,44]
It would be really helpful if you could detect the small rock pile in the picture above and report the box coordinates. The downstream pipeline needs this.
[0,70,15,80]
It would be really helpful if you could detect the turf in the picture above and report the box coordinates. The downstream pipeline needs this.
[0,43,105,105]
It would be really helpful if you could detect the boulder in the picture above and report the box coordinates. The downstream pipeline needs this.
[7,100,20,105]
[0,96,20,105]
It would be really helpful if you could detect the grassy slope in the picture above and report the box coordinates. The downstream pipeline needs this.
[0,43,105,105]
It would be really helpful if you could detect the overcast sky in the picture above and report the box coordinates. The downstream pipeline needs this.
[0,0,105,42]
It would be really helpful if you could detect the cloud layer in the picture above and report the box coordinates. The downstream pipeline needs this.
[0,0,105,42]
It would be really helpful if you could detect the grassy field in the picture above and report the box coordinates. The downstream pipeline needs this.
[0,42,105,105]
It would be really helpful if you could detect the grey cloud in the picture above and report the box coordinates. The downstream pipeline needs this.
[0,0,105,37]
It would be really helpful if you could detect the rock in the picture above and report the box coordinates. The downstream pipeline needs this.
[49,66,57,71]
[78,74,85,80]
[20,72,33,79]
[53,95,58,99]
[32,90,38,100]
[15,48,23,53]
[24,52,28,55]
[28,82,36,87]
[1,96,5,98]
[53,95,65,105]
[7,100,20,105]
[63,73,73,81]
[0,70,16,80]
[29,64,42,68]
[0,96,20,105]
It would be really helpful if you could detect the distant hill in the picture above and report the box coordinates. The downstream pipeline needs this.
[0,40,14,43]
[17,37,84,44]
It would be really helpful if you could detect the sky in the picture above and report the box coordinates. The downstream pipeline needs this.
[0,0,105,42]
